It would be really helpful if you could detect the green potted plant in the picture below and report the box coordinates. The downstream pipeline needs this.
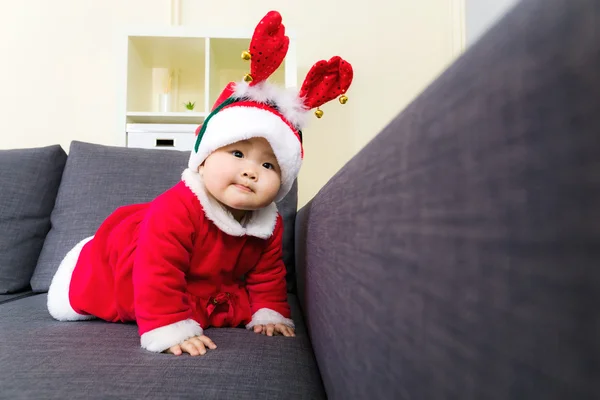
[184,101,196,112]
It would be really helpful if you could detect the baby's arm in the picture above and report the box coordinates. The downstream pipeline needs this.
[244,215,295,336]
[132,194,208,353]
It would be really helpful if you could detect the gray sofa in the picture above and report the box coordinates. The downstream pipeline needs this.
[1,0,600,398]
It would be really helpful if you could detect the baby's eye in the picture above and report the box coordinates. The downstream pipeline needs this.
[232,150,243,158]
[262,163,274,170]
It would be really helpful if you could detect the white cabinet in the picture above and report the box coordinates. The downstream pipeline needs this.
[117,27,297,149]
[126,124,198,151]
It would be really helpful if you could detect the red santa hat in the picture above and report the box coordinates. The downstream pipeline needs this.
[188,10,354,202]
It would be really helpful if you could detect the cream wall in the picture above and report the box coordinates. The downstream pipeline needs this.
[0,0,463,207]
[465,0,518,46]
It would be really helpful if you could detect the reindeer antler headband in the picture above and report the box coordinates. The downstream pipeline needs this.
[240,11,353,119]
[188,10,354,202]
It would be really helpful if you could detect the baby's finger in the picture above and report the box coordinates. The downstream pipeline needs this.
[168,345,182,355]
[253,325,263,334]
[181,340,200,356]
[199,335,217,350]
[267,324,275,337]
[272,324,283,336]
[189,337,207,355]
[278,325,293,337]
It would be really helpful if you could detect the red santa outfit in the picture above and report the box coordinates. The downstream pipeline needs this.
[50,169,292,352]
[46,10,353,353]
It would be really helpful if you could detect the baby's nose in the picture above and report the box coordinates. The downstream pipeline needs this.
[243,170,257,180]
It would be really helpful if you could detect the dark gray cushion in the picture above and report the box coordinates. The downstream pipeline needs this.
[295,0,600,398]
[0,145,67,293]
[280,180,298,293]
[0,293,324,399]
[31,141,298,293]
[0,290,34,305]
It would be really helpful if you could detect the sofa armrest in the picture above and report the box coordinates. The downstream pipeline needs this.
[294,203,311,314]
[294,0,600,398]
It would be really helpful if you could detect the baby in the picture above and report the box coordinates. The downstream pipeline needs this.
[46,10,353,356]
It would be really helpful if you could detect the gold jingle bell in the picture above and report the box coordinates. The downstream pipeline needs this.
[339,95,348,104]
[241,50,251,61]
[243,73,253,83]
[315,108,324,118]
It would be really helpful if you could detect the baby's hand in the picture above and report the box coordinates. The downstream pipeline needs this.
[165,335,217,356]
[253,323,295,337]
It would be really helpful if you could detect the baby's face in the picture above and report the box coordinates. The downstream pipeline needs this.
[199,137,282,212]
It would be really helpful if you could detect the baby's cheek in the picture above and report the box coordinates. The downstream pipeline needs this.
[208,169,229,185]
[264,177,282,200]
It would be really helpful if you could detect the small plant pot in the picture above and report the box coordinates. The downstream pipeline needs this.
[183,101,196,112]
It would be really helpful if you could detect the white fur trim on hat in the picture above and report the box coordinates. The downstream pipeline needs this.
[232,81,309,130]
[188,105,302,202]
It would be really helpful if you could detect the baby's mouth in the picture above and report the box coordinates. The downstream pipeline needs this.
[234,183,253,193]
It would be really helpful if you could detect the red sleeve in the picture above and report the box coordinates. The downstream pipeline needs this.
[132,190,203,352]
[244,215,294,328]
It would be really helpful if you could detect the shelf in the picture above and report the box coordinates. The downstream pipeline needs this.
[119,27,297,148]
[126,111,207,124]
[127,36,207,114]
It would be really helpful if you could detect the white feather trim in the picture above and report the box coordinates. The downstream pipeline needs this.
[47,236,96,321]
[245,308,295,329]
[232,80,309,130]
[187,105,302,202]
[181,168,278,239]
[140,319,203,353]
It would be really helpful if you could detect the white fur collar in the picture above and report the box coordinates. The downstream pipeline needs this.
[181,168,278,239]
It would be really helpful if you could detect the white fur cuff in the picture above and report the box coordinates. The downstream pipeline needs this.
[47,236,96,321]
[140,319,203,353]
[245,308,295,330]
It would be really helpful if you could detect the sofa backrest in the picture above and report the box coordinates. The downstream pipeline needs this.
[0,145,67,294]
[30,141,298,293]
[294,0,600,398]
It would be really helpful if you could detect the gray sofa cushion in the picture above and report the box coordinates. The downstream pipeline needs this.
[0,290,34,305]
[31,141,298,293]
[280,180,298,292]
[0,293,324,399]
[295,0,600,398]
[0,145,67,294]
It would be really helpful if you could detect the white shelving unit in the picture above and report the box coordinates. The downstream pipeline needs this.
[126,111,208,124]
[116,27,297,151]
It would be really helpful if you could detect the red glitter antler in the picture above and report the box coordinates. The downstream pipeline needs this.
[299,56,353,118]
[241,11,289,86]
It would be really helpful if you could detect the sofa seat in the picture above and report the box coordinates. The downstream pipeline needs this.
[0,293,324,399]
[0,291,34,305]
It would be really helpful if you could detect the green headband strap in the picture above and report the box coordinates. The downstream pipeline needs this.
[194,96,239,153]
